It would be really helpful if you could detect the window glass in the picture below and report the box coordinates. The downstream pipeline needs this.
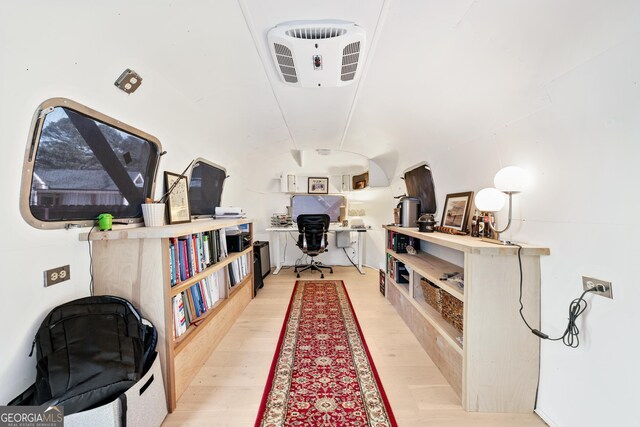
[188,159,227,219]
[291,195,345,222]
[21,99,161,228]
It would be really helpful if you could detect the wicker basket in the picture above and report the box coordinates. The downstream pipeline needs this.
[419,278,441,313]
[441,290,464,333]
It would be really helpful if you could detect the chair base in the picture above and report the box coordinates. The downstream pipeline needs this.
[295,260,333,279]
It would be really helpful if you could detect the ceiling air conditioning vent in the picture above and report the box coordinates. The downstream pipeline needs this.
[341,41,360,81]
[285,27,347,39]
[268,20,366,88]
[273,43,298,83]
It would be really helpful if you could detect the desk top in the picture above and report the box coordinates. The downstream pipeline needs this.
[266,225,369,232]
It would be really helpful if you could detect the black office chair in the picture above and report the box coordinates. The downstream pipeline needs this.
[294,214,334,279]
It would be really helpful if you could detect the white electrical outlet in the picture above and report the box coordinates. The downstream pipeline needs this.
[582,276,613,299]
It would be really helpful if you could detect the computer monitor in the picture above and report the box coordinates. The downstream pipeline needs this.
[291,195,344,222]
[188,158,226,219]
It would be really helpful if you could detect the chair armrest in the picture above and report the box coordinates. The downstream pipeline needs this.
[302,227,308,251]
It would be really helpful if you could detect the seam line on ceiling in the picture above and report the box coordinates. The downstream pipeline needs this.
[338,0,392,151]
[237,0,299,150]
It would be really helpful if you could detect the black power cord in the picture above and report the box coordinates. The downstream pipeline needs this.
[87,221,97,296]
[342,247,358,269]
[513,243,595,348]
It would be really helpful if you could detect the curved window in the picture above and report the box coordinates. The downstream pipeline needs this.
[20,98,161,229]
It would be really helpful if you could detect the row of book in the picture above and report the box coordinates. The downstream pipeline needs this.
[387,231,416,254]
[387,254,409,284]
[171,252,252,339]
[168,229,230,286]
[172,269,225,338]
[228,253,251,288]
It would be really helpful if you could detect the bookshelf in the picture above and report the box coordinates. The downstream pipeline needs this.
[82,218,254,412]
[384,226,549,413]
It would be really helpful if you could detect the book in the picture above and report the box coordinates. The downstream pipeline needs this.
[228,264,236,287]
[171,238,181,285]
[177,239,187,281]
[173,293,187,337]
[190,286,201,318]
[203,234,211,266]
[169,241,176,286]
[185,286,198,318]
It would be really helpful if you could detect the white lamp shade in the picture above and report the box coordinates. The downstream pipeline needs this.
[494,166,529,193]
[475,187,506,212]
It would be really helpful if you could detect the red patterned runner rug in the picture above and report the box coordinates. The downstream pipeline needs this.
[255,280,397,427]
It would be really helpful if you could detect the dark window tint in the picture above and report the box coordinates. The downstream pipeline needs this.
[404,163,436,214]
[22,99,161,228]
[188,159,227,218]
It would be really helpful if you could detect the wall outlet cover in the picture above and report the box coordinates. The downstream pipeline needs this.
[45,265,70,287]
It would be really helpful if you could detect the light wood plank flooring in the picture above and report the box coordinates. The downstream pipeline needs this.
[163,266,546,426]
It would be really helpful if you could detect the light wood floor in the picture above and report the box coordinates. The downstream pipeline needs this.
[163,266,546,426]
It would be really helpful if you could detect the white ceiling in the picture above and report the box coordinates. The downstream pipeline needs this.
[6,0,636,163]
[122,0,637,162]
[237,0,388,150]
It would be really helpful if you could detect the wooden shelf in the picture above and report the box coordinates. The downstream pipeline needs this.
[81,218,251,241]
[388,278,463,355]
[389,275,410,295]
[170,247,252,297]
[387,248,464,302]
[173,275,251,354]
[88,219,254,413]
[384,226,550,256]
[384,226,549,413]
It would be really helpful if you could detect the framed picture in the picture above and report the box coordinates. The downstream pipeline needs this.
[441,191,474,232]
[308,177,329,194]
[352,172,368,190]
[164,171,191,224]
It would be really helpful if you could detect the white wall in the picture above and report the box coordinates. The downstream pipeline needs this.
[0,4,242,403]
[223,149,393,270]
[395,36,639,427]
[2,2,638,425]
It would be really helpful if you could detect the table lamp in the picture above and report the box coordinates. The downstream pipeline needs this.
[475,166,529,239]
[348,204,366,228]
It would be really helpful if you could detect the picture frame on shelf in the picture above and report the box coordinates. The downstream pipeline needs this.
[440,191,474,232]
[164,171,191,224]
[308,177,329,194]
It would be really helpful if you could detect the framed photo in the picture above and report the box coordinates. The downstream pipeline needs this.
[441,191,474,232]
[352,172,368,190]
[164,171,191,224]
[308,177,329,194]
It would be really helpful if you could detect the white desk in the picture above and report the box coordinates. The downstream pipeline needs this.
[266,226,367,274]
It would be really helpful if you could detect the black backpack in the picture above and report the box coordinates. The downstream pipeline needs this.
[8,295,157,415]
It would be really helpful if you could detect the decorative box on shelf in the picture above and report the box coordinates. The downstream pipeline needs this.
[420,278,442,313]
[441,290,463,333]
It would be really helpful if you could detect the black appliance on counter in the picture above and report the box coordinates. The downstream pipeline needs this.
[226,232,251,253]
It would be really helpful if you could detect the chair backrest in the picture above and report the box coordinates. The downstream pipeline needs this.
[296,214,330,256]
